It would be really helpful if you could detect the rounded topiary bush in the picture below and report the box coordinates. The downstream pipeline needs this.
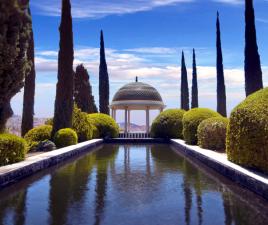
[54,128,78,148]
[87,113,119,138]
[197,117,229,152]
[24,125,52,151]
[0,134,27,166]
[151,109,186,138]
[73,106,93,142]
[226,87,268,173]
[182,108,221,145]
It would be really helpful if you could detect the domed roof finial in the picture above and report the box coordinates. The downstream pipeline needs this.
[135,76,138,82]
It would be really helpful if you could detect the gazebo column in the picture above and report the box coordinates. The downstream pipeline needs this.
[114,109,117,121]
[127,110,131,133]
[124,107,128,134]
[111,108,114,119]
[146,107,150,134]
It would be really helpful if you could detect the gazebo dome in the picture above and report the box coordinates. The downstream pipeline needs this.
[110,77,165,110]
[112,81,163,102]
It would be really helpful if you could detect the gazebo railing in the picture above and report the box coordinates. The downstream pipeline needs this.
[119,132,151,139]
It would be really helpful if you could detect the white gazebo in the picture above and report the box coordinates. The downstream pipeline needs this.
[110,77,165,136]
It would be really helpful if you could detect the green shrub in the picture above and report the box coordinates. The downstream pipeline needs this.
[0,134,27,166]
[87,113,119,138]
[182,108,221,145]
[24,125,52,151]
[226,88,268,173]
[197,117,229,151]
[92,125,100,139]
[72,106,93,142]
[151,109,186,138]
[54,128,78,148]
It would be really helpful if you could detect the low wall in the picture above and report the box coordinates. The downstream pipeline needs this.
[105,138,169,144]
[0,139,103,188]
[171,139,268,201]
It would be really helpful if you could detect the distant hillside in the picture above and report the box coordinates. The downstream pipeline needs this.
[118,122,146,132]
[6,115,48,136]
[6,116,147,136]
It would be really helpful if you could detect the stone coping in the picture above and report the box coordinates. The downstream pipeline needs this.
[171,139,268,201]
[0,139,103,188]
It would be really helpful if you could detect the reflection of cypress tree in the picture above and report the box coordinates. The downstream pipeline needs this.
[195,181,203,225]
[94,146,118,225]
[49,166,73,225]
[94,162,108,225]
[0,190,27,225]
[183,176,192,225]
[222,191,232,225]
[14,191,27,225]
[49,155,95,225]
[182,160,192,225]
[93,146,118,225]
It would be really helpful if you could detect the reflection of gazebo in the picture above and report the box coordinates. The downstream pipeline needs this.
[110,77,165,135]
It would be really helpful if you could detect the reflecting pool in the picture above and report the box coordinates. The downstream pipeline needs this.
[0,144,268,225]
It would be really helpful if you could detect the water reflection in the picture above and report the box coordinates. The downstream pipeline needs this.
[0,144,268,225]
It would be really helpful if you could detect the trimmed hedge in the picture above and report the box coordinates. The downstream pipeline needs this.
[151,109,186,138]
[24,125,52,152]
[87,113,119,138]
[197,117,229,152]
[54,128,78,148]
[226,87,268,173]
[182,108,221,145]
[0,134,27,166]
[73,106,93,142]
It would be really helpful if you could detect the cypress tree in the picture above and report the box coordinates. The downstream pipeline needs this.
[216,12,227,117]
[244,0,263,96]
[191,49,198,109]
[0,0,31,132]
[21,8,36,137]
[99,30,110,115]
[52,0,74,137]
[74,64,98,113]
[181,51,189,111]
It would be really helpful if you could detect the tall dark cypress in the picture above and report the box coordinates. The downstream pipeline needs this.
[74,64,98,113]
[216,12,227,117]
[21,8,36,137]
[191,49,198,109]
[52,0,74,137]
[244,0,263,96]
[99,30,110,115]
[181,51,189,111]
[0,0,31,132]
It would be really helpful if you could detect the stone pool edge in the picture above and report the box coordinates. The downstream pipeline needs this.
[0,139,103,188]
[170,139,268,201]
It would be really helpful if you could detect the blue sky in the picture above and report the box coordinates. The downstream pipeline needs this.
[12,0,268,125]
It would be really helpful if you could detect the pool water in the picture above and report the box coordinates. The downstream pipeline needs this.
[0,144,267,225]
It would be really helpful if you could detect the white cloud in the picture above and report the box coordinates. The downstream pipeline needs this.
[32,0,243,19]
[12,46,268,118]
[32,0,194,19]
[212,0,243,5]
